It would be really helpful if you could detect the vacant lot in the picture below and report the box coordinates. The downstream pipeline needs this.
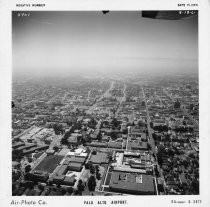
[34,155,64,173]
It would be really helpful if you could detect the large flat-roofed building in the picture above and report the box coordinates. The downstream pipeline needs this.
[63,159,71,165]
[68,136,78,145]
[56,165,68,175]
[86,142,108,148]
[124,151,140,157]
[113,167,146,174]
[15,144,37,152]
[63,176,76,186]
[49,164,78,185]
[131,141,148,151]
[66,148,88,158]
[109,172,155,195]
[30,170,49,182]
[89,152,109,164]
[52,175,65,185]
[12,142,25,149]
[22,147,37,155]
[67,162,83,172]
[68,156,86,164]
[108,141,122,149]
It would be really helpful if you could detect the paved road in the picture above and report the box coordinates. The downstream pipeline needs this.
[87,90,91,99]
[142,88,156,155]
[142,88,167,193]
[62,92,69,102]
[126,129,130,151]
[86,81,115,114]
[115,83,127,117]
[102,165,110,192]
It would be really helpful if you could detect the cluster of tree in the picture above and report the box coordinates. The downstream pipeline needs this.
[81,134,91,145]
[12,150,22,160]
[190,179,199,194]
[125,97,135,102]
[21,180,35,190]
[174,126,193,133]
[143,128,148,136]
[60,130,71,145]
[167,147,175,157]
[85,162,91,169]
[66,187,74,195]
[174,100,181,109]
[12,101,15,108]
[25,165,31,173]
[57,187,67,195]
[152,133,161,141]
[153,133,172,142]
[24,171,41,183]
[102,120,109,128]
[127,122,135,127]
[147,143,152,150]
[111,125,121,131]
[60,122,83,145]
[70,122,82,132]
[85,163,100,192]
[111,118,121,128]
[87,175,96,192]
[52,123,65,135]
[88,118,97,128]
[190,111,198,116]
[96,131,102,142]
[121,128,128,135]
[37,184,45,191]
[138,120,146,128]
[76,179,85,195]
[46,185,68,196]
[157,154,163,166]
[53,146,59,152]
[12,170,21,182]
[95,165,101,180]
[66,120,73,126]
[153,125,168,132]
[154,165,159,177]
[110,131,118,140]
[156,145,166,166]
[90,165,95,174]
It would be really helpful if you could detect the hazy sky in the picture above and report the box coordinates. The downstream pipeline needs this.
[12,11,198,76]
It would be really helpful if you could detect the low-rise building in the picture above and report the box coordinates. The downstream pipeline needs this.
[109,171,156,195]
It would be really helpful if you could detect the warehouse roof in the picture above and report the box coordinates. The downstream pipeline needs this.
[109,172,155,194]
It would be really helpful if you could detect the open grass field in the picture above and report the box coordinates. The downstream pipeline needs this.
[34,155,64,173]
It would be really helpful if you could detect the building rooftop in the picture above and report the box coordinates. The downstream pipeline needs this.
[68,156,86,164]
[67,162,83,172]
[89,152,109,164]
[131,141,148,150]
[109,171,155,195]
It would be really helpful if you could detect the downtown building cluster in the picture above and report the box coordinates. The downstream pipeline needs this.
[12,75,199,196]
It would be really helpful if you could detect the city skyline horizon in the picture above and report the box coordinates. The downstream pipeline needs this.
[12,11,198,76]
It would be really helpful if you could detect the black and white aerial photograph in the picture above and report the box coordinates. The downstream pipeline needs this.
[12,10,199,196]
